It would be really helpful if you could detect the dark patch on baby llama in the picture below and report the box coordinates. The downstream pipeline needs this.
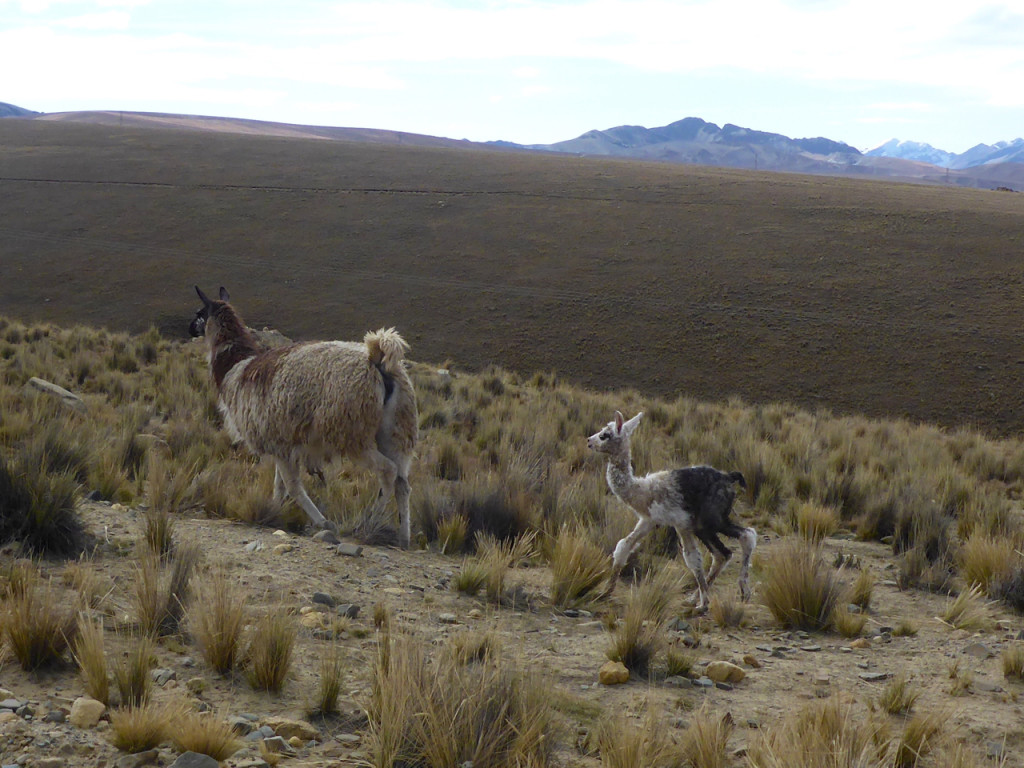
[672,466,748,560]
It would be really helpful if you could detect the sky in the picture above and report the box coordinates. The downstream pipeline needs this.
[2,0,1023,154]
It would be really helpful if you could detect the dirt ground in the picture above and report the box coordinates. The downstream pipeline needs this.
[3,499,1024,767]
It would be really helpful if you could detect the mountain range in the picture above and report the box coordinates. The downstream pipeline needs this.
[3,101,1022,190]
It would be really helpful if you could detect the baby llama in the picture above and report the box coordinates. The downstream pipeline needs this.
[588,411,756,612]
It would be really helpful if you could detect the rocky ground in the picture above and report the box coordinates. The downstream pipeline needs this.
[2,500,1024,768]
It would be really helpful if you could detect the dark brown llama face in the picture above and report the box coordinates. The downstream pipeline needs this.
[189,285,230,338]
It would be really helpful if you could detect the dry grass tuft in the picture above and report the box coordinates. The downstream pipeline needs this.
[4,576,79,670]
[940,584,996,632]
[760,540,842,631]
[958,532,1018,595]
[189,571,248,675]
[169,710,244,761]
[606,568,684,674]
[893,709,946,768]
[109,699,187,753]
[846,567,875,612]
[832,605,867,638]
[1001,644,1024,680]
[792,502,840,543]
[549,526,610,608]
[132,542,200,636]
[366,632,553,768]
[746,695,887,768]
[708,593,746,628]
[73,615,109,705]
[245,609,295,693]
[595,712,673,768]
[876,672,920,716]
[309,641,345,718]
[678,706,735,768]
[437,513,469,555]
[113,633,155,708]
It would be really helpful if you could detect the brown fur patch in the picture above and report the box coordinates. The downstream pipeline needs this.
[237,345,306,393]
[209,302,260,389]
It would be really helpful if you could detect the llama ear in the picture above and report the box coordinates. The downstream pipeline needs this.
[622,412,643,436]
[614,411,624,432]
[219,287,230,302]
[195,285,212,306]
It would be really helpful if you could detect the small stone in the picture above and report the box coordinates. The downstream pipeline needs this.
[152,668,176,686]
[33,759,62,768]
[300,612,328,629]
[185,677,205,695]
[0,699,21,711]
[263,717,320,742]
[69,697,106,728]
[705,661,746,684]
[272,543,294,555]
[244,540,264,553]
[288,736,304,749]
[312,529,341,545]
[599,661,630,685]
[858,672,891,683]
[116,748,160,768]
[664,676,691,688]
[169,752,220,768]
[0,710,18,724]
[714,681,734,691]
[850,638,871,649]
[438,613,459,624]
[337,733,361,744]
[692,677,715,689]
[741,654,761,668]
[973,679,1004,693]
[229,716,255,736]
[800,645,822,652]
[987,741,1006,760]
[43,709,67,723]
[814,670,831,686]
[336,603,360,619]
[262,736,296,755]
[272,529,289,538]
[963,642,996,660]
[312,591,336,608]
[336,542,363,557]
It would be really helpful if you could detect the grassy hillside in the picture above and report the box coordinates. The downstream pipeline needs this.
[3,316,1024,766]
[2,119,1024,436]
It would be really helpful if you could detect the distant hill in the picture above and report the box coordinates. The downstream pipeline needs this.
[504,117,864,176]
[866,137,1024,171]
[9,106,1024,190]
[0,102,39,118]
[496,117,1024,190]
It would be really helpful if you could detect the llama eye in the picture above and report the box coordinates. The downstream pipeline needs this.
[600,433,609,441]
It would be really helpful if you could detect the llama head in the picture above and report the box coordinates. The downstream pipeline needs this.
[587,410,643,454]
[189,286,231,338]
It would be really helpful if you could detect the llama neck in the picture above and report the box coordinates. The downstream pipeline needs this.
[606,451,640,506]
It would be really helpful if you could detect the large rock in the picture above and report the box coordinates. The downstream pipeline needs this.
[69,696,106,728]
[599,661,630,685]
[169,752,220,768]
[263,716,320,741]
[705,661,746,684]
[25,376,86,412]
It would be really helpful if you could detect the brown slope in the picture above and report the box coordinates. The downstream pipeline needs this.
[2,118,1024,436]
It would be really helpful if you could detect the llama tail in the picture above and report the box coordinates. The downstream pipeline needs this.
[365,327,410,376]
[728,471,747,489]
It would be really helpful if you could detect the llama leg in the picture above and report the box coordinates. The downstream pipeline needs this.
[678,530,711,613]
[275,458,330,530]
[395,476,411,549]
[737,527,757,601]
[702,533,733,588]
[603,516,654,597]
[273,464,286,503]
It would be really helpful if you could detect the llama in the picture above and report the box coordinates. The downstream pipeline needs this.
[190,286,418,547]
[588,411,756,612]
